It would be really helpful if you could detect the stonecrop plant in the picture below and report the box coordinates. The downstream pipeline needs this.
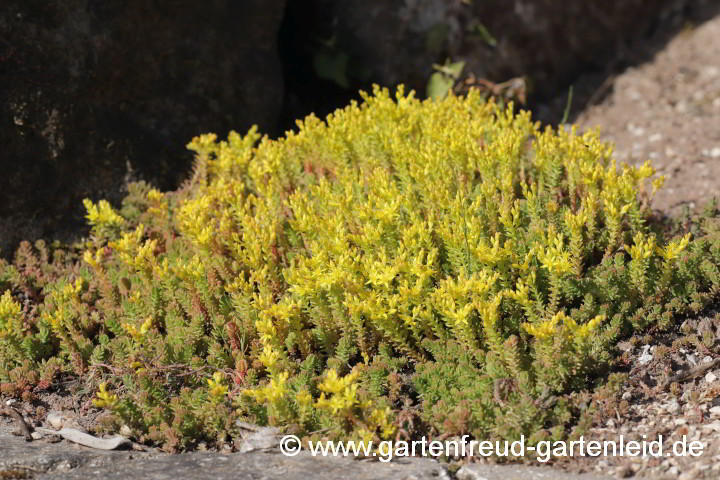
[2,86,720,453]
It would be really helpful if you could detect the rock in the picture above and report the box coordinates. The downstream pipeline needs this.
[2,422,448,480]
[0,423,618,480]
[614,464,635,478]
[39,452,450,480]
[456,464,614,480]
[0,0,286,257]
[45,411,80,431]
[295,0,682,99]
[638,345,653,365]
[34,427,132,450]
[701,421,720,433]
[678,468,701,480]
[666,400,681,414]
[705,371,718,384]
[235,423,281,453]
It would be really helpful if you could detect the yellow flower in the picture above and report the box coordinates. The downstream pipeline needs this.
[123,317,152,341]
[92,382,118,409]
[295,390,312,406]
[0,290,22,336]
[314,369,362,414]
[258,344,281,370]
[369,407,396,439]
[207,371,229,398]
[317,369,359,395]
[655,233,691,262]
[243,371,289,404]
[83,199,125,229]
[522,311,604,341]
[625,232,657,260]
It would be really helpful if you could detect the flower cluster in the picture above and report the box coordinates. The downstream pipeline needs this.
[2,86,720,451]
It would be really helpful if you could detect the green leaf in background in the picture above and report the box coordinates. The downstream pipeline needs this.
[313,51,350,89]
[445,60,466,79]
[427,71,455,100]
[427,60,465,100]
[469,21,497,47]
[432,60,466,79]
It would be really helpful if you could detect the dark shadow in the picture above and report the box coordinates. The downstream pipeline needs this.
[278,0,720,130]
[532,0,720,126]
[276,0,360,134]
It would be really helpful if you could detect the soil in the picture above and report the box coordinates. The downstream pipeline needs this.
[551,6,720,478]
[575,9,720,218]
[558,314,720,479]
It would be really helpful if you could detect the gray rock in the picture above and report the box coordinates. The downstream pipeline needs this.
[300,0,685,98]
[0,0,285,257]
[0,424,160,475]
[40,452,451,480]
[457,464,614,480]
[1,424,617,480]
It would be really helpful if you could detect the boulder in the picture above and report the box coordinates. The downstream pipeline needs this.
[0,0,285,256]
[296,0,685,98]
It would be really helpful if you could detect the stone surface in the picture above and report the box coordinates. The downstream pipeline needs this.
[38,452,449,480]
[456,464,613,480]
[0,424,160,475]
[576,1,720,217]
[294,0,685,99]
[0,0,285,257]
[0,424,613,480]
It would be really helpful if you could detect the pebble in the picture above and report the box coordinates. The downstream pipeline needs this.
[709,406,720,416]
[615,464,634,478]
[679,469,700,480]
[702,421,720,433]
[638,345,653,365]
[627,123,646,136]
[703,66,720,77]
[706,371,717,383]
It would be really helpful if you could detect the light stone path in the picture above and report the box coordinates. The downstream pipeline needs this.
[1,425,613,480]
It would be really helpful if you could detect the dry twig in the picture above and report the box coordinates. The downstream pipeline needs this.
[659,358,720,391]
[0,405,34,441]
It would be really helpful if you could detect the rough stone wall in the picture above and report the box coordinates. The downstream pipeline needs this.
[302,0,683,97]
[0,0,692,257]
[0,0,285,256]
